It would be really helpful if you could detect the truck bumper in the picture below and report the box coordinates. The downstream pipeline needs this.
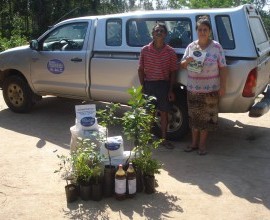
[249,84,270,117]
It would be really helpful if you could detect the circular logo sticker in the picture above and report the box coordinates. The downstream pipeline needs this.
[193,51,202,57]
[47,59,64,74]
[105,143,120,151]
[80,117,96,127]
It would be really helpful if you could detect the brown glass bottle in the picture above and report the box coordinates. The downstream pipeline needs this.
[126,162,136,198]
[115,164,126,200]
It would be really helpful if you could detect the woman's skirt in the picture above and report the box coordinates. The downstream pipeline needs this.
[187,91,219,131]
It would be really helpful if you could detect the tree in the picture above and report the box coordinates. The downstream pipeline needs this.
[260,9,270,36]
[168,0,268,9]
[167,0,270,36]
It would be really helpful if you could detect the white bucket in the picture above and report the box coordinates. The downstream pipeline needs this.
[70,124,106,153]
[102,151,135,167]
[100,136,124,157]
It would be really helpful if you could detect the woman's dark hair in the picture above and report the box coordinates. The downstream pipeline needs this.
[152,23,168,34]
[196,16,212,31]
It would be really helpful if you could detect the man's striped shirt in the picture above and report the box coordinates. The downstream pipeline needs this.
[139,42,178,81]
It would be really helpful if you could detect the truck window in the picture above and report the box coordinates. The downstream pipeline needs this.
[106,19,122,46]
[215,15,235,49]
[127,18,192,48]
[43,22,88,51]
[249,17,268,45]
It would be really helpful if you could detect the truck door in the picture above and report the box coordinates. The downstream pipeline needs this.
[30,21,90,98]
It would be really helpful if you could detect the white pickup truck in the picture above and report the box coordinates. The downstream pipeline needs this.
[0,4,269,140]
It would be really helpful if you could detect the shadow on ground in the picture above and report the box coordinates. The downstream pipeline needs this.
[0,96,129,149]
[157,117,270,210]
[63,192,182,220]
[1,96,270,214]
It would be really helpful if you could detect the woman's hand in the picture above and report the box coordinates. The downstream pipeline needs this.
[185,56,194,64]
[180,56,194,69]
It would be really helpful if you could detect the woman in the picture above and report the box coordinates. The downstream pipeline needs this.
[180,16,227,155]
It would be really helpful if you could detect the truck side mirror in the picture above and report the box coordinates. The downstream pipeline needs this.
[30,40,39,51]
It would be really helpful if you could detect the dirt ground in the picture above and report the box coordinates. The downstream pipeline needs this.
[1,92,270,220]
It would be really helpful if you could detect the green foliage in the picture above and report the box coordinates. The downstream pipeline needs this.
[168,0,268,10]
[54,154,75,185]
[72,138,103,185]
[96,103,121,133]
[0,1,269,43]
[122,86,157,148]
[260,9,270,37]
[0,34,28,52]
[121,86,163,176]
[133,155,162,176]
[167,0,270,39]
[96,102,121,166]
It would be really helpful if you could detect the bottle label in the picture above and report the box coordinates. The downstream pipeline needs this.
[128,179,136,194]
[115,179,126,194]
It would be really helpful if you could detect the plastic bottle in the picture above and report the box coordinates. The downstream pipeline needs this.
[115,164,126,200]
[126,162,136,198]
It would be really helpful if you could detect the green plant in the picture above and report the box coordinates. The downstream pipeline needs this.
[122,86,156,148]
[97,103,121,135]
[97,103,121,166]
[132,135,162,177]
[54,154,75,186]
[143,155,162,176]
[122,86,159,163]
[0,34,28,52]
[121,86,163,174]
[72,138,103,185]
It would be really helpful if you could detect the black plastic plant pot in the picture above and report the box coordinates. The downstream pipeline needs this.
[79,184,92,201]
[144,175,156,194]
[92,183,103,201]
[103,165,116,197]
[135,168,144,193]
[65,184,78,203]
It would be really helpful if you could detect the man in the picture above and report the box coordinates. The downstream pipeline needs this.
[138,23,178,149]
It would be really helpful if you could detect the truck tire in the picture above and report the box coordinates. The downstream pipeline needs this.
[153,91,189,141]
[3,75,34,113]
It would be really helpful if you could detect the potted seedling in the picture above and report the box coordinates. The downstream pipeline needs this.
[132,125,162,194]
[54,154,78,203]
[72,138,96,201]
[122,86,163,192]
[97,103,120,197]
[88,148,103,201]
[140,151,162,194]
[122,86,156,156]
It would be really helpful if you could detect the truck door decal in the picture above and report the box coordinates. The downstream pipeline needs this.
[47,59,65,74]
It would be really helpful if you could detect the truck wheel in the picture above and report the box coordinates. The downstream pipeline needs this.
[153,92,189,141]
[3,76,34,113]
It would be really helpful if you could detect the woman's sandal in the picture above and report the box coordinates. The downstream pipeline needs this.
[161,140,175,149]
[184,146,199,152]
[198,150,207,156]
